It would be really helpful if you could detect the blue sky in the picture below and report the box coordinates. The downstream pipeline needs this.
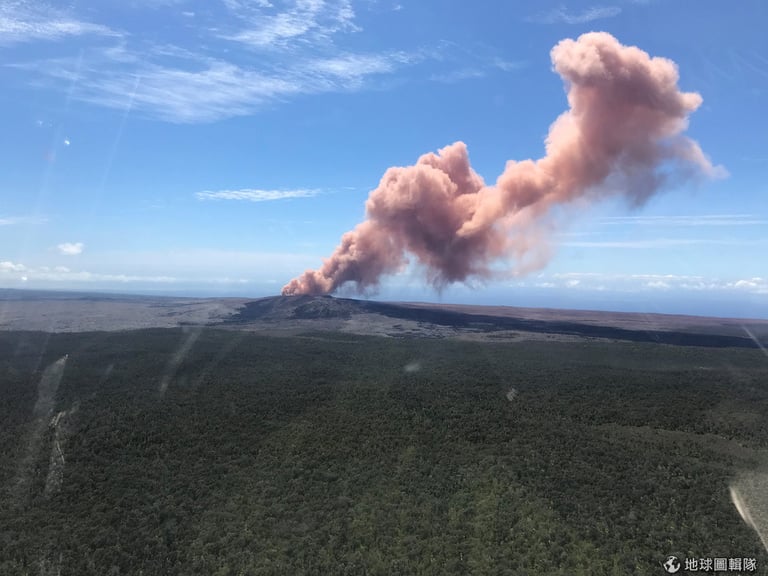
[1,0,767,317]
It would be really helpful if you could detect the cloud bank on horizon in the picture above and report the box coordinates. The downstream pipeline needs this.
[282,32,726,297]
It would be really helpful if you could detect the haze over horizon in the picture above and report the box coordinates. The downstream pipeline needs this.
[1,1,767,318]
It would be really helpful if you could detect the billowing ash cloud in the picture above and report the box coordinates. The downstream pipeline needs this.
[282,32,723,296]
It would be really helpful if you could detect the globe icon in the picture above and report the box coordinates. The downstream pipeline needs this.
[663,555,681,573]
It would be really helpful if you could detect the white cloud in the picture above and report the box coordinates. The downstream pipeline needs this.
[545,272,768,295]
[0,1,117,44]
[195,188,321,202]
[0,261,27,272]
[0,259,174,284]
[528,5,621,24]
[57,242,84,256]
[0,250,321,289]
[730,278,768,294]
[31,270,175,283]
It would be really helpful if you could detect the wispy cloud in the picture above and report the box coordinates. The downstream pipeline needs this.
[13,37,421,123]
[7,1,507,123]
[493,58,527,72]
[0,250,322,288]
[57,242,84,256]
[195,188,322,202]
[528,5,621,24]
[429,67,486,84]
[128,0,189,7]
[222,0,358,49]
[544,272,768,295]
[0,264,176,284]
[0,215,47,226]
[310,51,411,79]
[0,1,118,44]
[598,214,768,227]
[429,57,527,84]
[76,59,300,123]
[562,238,762,249]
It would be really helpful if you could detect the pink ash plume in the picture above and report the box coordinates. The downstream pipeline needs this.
[282,32,722,296]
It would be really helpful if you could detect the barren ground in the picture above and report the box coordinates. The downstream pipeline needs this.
[1,290,767,346]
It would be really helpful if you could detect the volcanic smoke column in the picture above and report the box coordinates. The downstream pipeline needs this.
[282,32,723,296]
